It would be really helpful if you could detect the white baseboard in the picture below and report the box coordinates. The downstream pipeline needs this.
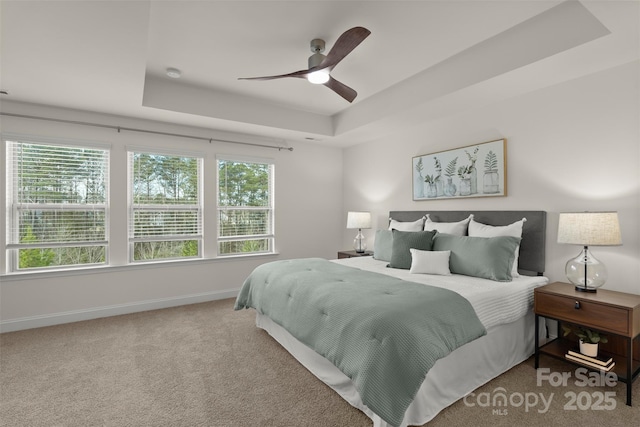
[0,289,240,333]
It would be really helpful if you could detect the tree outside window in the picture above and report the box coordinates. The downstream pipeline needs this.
[6,140,109,271]
[129,151,202,262]
[217,157,274,255]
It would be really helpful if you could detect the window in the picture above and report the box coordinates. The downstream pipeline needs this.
[217,156,274,255]
[6,139,109,271]
[129,150,203,262]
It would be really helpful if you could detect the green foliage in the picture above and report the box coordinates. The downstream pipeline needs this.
[17,144,107,204]
[457,165,472,179]
[18,227,55,268]
[13,144,272,266]
[181,240,199,257]
[484,150,498,171]
[133,240,198,261]
[130,153,202,261]
[19,249,55,269]
[445,157,458,177]
[218,160,272,255]
[219,239,269,255]
[218,161,270,207]
[241,239,268,252]
[433,157,442,180]
[465,146,479,168]
[424,174,434,184]
[562,325,608,344]
[13,143,108,269]
[415,157,423,174]
[133,153,199,204]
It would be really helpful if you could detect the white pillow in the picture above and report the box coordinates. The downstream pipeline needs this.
[468,218,526,277]
[409,249,452,275]
[388,217,424,231]
[424,214,473,236]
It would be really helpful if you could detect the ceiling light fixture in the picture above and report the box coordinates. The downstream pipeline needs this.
[166,67,182,79]
[306,39,330,85]
[307,69,330,85]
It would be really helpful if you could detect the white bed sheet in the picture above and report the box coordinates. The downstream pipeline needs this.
[333,256,548,330]
[254,257,549,427]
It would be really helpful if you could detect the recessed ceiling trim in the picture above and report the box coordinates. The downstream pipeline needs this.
[332,0,612,136]
[142,75,334,136]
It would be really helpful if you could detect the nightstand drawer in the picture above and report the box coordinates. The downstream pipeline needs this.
[536,292,630,335]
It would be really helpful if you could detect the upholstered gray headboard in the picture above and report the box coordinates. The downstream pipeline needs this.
[389,210,547,276]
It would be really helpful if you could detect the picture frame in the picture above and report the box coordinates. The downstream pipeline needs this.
[412,139,507,201]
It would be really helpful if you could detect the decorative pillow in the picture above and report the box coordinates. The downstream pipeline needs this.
[409,249,452,275]
[388,229,437,270]
[424,214,473,236]
[373,229,393,262]
[432,233,521,282]
[388,217,424,232]
[468,218,526,277]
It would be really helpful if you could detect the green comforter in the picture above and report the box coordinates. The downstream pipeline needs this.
[234,258,486,427]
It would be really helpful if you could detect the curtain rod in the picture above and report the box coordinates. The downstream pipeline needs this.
[0,112,294,152]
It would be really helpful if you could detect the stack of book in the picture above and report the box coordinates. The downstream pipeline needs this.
[565,349,615,371]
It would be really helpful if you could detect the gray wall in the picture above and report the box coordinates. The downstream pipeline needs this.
[0,102,344,331]
[342,61,640,294]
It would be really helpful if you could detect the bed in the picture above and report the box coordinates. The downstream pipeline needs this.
[235,210,548,427]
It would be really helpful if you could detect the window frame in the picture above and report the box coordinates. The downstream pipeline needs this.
[216,154,275,257]
[127,147,204,263]
[5,135,110,272]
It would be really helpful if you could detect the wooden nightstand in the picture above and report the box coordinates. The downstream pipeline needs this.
[337,250,373,259]
[534,282,640,406]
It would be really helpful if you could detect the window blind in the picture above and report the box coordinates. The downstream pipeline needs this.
[128,151,203,261]
[217,157,274,255]
[6,140,109,270]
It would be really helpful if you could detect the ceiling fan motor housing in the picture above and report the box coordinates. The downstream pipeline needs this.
[308,51,326,69]
[308,39,326,69]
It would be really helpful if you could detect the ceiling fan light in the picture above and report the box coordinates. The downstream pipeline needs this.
[307,69,330,84]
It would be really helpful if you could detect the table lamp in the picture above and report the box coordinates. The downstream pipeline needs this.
[557,212,622,292]
[347,211,371,253]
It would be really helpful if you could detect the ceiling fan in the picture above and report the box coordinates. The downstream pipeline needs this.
[239,26,371,103]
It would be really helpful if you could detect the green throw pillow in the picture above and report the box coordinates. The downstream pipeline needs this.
[373,229,394,262]
[432,233,521,282]
[388,229,437,269]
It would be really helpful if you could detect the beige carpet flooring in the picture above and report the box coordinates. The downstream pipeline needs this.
[1,298,638,426]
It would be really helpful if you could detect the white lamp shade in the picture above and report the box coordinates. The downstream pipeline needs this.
[347,211,372,229]
[557,212,622,246]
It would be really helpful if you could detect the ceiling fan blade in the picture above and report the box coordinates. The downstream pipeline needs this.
[238,69,309,81]
[319,26,371,71]
[323,76,357,103]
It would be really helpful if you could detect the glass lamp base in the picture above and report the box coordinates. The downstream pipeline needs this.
[565,246,607,292]
[353,229,366,253]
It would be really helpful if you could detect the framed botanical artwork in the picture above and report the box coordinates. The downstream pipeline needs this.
[412,139,506,201]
